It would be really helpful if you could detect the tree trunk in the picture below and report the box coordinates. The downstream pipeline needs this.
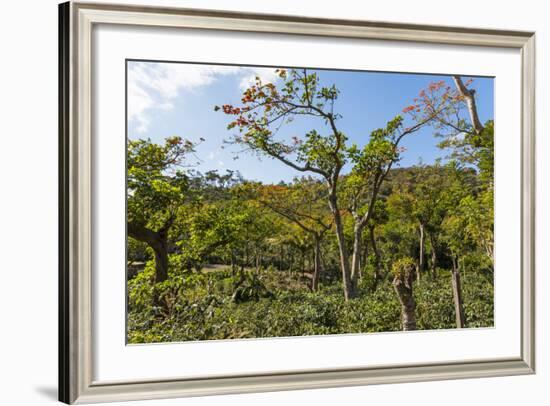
[418,223,425,283]
[361,239,368,282]
[350,223,364,295]
[357,249,362,280]
[152,236,168,283]
[230,251,237,275]
[369,224,381,287]
[127,221,168,283]
[451,257,466,328]
[311,237,322,291]
[329,195,355,300]
[393,272,417,331]
[429,232,438,279]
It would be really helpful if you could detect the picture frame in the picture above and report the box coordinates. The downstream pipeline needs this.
[59,1,535,404]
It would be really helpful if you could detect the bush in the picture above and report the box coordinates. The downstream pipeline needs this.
[127,266,493,343]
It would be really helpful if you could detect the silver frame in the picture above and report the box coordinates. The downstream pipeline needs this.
[58,1,536,404]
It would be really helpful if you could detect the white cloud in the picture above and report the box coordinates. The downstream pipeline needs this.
[127,62,280,134]
[238,69,279,91]
[127,78,153,133]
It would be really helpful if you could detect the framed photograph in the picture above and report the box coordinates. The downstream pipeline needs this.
[59,1,535,404]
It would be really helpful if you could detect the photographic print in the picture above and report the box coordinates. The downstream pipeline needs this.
[126,61,494,344]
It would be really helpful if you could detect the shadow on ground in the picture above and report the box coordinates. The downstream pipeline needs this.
[34,386,57,401]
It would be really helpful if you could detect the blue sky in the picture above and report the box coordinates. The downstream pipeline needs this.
[127,61,494,184]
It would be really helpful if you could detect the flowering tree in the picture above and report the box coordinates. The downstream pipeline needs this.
[217,69,447,300]
[408,75,493,328]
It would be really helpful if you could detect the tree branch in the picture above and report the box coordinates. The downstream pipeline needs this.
[453,76,484,134]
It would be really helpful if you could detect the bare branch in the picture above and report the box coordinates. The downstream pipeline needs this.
[453,76,484,134]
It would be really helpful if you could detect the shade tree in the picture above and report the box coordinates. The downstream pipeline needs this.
[127,136,195,283]
[217,69,449,300]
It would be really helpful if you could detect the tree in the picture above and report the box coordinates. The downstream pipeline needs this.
[343,116,418,295]
[175,200,253,272]
[384,184,419,270]
[362,200,387,288]
[172,170,272,274]
[408,76,494,327]
[217,69,445,300]
[441,205,469,328]
[387,164,453,280]
[127,136,194,283]
[251,177,332,291]
[438,117,495,268]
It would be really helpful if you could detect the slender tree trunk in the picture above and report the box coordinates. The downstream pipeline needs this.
[369,224,381,287]
[357,249,362,280]
[350,223,364,296]
[360,238,369,282]
[393,271,417,331]
[451,256,466,328]
[329,195,354,300]
[127,221,168,283]
[418,223,425,283]
[230,251,237,275]
[429,232,438,278]
[311,237,322,291]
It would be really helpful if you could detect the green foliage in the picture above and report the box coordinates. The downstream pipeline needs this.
[127,237,149,263]
[127,136,193,230]
[175,201,255,269]
[128,267,493,343]
[391,257,416,278]
[127,72,494,342]
[231,271,273,303]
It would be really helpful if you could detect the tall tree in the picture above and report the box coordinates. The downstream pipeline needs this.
[217,69,445,300]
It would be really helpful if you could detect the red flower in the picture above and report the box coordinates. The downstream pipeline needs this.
[222,104,241,115]
[235,116,248,126]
